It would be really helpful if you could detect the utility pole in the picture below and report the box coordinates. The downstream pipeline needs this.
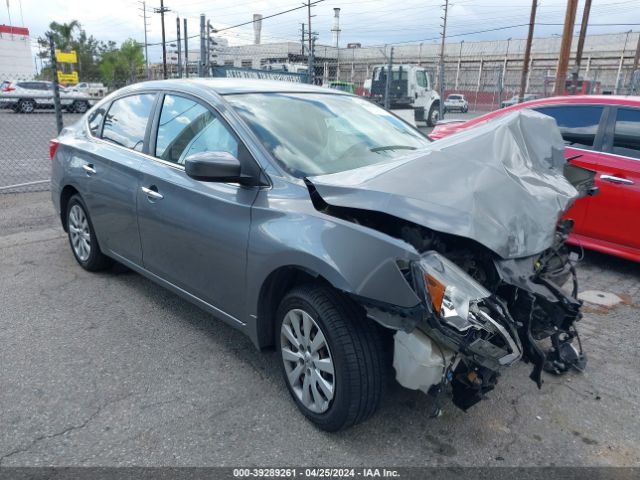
[308,34,316,85]
[571,0,591,94]
[184,18,189,78]
[154,0,170,79]
[307,1,313,57]
[199,14,205,77]
[554,0,578,96]
[384,46,394,110]
[519,0,537,102]
[438,0,449,120]
[139,1,150,78]
[176,16,182,78]
[300,23,306,57]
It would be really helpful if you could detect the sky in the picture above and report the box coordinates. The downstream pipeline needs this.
[3,0,639,62]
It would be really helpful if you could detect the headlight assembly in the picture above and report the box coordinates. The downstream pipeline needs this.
[416,251,522,368]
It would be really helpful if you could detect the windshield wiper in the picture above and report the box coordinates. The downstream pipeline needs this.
[370,145,417,153]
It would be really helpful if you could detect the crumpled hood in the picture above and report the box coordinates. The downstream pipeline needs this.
[308,109,582,259]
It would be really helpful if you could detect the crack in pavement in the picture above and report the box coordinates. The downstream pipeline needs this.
[0,392,135,466]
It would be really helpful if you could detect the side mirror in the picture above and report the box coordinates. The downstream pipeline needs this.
[184,151,242,182]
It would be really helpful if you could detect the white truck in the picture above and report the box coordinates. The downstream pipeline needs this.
[367,64,441,126]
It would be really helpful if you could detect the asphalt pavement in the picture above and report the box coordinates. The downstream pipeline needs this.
[0,191,639,467]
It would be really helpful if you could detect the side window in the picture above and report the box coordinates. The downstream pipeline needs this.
[88,107,106,137]
[416,70,427,88]
[534,105,604,150]
[612,108,640,159]
[101,94,155,152]
[155,94,238,164]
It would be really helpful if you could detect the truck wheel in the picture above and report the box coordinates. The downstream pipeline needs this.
[17,99,35,113]
[276,284,386,432]
[72,100,89,113]
[427,104,440,127]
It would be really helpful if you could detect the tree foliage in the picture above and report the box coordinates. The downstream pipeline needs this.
[37,21,145,86]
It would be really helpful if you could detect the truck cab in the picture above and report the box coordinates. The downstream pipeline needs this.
[368,65,440,126]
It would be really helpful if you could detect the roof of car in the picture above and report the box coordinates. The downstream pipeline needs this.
[127,78,345,95]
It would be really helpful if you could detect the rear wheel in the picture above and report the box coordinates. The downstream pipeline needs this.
[276,284,386,431]
[17,99,35,113]
[66,195,112,271]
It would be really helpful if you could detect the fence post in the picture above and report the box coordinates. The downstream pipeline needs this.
[384,46,393,110]
[48,32,63,135]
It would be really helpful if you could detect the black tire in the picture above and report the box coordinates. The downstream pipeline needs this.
[276,284,386,432]
[65,194,112,271]
[426,103,439,127]
[72,100,88,113]
[463,106,468,113]
[17,99,35,113]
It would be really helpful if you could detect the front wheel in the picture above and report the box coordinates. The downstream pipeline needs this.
[427,103,440,127]
[276,285,386,431]
[72,100,89,113]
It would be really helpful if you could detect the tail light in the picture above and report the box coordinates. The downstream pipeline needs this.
[49,139,60,160]
[2,82,15,92]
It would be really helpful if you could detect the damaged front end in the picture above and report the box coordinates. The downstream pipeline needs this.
[396,222,587,412]
[305,109,595,412]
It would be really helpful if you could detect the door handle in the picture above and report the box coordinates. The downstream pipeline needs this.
[82,164,96,175]
[141,186,164,200]
[601,174,634,185]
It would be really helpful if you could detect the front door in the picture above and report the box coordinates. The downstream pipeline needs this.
[136,93,258,320]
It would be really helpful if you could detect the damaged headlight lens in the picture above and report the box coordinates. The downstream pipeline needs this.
[420,251,491,332]
[417,251,522,368]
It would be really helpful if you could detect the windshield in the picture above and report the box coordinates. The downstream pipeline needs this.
[225,92,430,177]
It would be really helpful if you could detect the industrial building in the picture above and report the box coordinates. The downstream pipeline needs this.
[0,24,32,78]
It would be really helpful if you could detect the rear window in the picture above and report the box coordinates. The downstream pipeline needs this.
[534,105,604,149]
[448,95,462,100]
[101,94,155,151]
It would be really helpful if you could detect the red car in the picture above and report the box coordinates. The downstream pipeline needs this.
[429,95,640,262]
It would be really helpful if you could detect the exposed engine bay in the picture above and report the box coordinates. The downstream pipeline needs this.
[305,110,595,412]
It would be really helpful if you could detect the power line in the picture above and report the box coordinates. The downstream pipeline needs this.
[143,0,325,46]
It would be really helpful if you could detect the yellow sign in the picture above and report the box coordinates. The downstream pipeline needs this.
[57,71,79,84]
[55,49,78,64]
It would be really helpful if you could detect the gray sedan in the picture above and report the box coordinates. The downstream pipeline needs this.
[51,79,590,431]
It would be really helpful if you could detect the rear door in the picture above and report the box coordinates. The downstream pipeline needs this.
[136,92,258,320]
[533,104,607,235]
[585,106,640,251]
[88,92,157,264]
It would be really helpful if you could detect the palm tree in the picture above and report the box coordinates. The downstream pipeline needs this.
[49,20,81,51]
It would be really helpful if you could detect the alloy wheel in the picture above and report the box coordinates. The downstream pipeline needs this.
[68,204,91,262]
[280,308,335,414]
